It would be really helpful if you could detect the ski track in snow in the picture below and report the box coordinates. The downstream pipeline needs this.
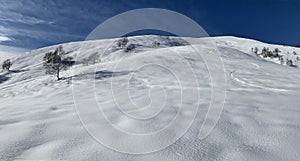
[226,60,295,92]
[0,35,300,161]
[229,70,294,92]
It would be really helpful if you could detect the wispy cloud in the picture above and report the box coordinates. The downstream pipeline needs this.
[0,0,134,49]
[0,0,54,25]
[0,0,84,48]
[0,11,54,25]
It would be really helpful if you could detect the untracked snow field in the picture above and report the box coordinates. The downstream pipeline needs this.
[1,36,300,161]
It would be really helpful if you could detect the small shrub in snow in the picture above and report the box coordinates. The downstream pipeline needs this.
[125,44,136,52]
[117,37,129,49]
[153,41,160,48]
[83,52,100,65]
[273,48,281,57]
[43,45,75,80]
[2,59,12,71]
[279,56,284,65]
[267,51,274,57]
[274,48,280,53]
[286,59,295,67]
[261,47,269,58]
[254,47,259,54]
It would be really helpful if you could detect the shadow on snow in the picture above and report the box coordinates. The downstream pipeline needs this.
[69,70,132,81]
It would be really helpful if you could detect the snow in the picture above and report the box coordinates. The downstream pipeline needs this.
[1,35,300,160]
[0,45,28,63]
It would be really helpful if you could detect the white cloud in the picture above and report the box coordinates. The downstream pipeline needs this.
[0,36,11,42]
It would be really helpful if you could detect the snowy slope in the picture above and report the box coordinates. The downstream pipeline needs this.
[0,45,28,63]
[1,35,300,161]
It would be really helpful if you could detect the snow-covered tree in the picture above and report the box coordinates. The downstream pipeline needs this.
[43,45,74,80]
[2,59,12,71]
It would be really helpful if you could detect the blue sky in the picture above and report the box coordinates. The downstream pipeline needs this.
[0,0,299,52]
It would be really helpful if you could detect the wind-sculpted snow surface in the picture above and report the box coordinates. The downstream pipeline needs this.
[1,36,300,160]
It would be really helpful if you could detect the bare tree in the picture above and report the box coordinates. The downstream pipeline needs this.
[43,45,74,80]
[2,59,12,71]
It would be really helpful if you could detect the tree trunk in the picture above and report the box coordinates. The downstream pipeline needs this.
[57,69,60,80]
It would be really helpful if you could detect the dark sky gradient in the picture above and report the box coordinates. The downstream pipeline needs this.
[0,0,299,50]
